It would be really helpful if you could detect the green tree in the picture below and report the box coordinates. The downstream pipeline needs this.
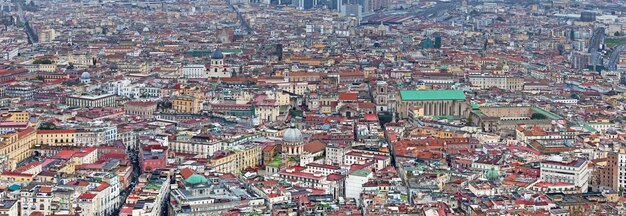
[33,59,53,64]
[289,108,303,117]
[38,122,58,130]
[531,113,547,119]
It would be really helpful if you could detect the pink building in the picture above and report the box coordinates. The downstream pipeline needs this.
[139,144,168,172]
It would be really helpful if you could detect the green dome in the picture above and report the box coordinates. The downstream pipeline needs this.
[185,174,208,185]
[8,184,21,191]
[486,167,499,180]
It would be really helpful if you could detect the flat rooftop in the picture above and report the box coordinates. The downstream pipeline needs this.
[400,90,466,101]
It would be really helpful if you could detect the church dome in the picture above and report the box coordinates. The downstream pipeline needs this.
[486,167,499,180]
[211,49,224,59]
[185,174,208,185]
[80,72,90,80]
[283,127,303,143]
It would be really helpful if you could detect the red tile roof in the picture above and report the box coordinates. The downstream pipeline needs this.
[39,186,53,193]
[338,92,358,101]
[55,150,76,159]
[327,173,344,181]
[78,192,97,199]
[358,102,376,109]
[180,168,195,179]
[37,129,76,134]
[1,171,33,177]
[304,140,326,153]
[73,147,96,157]
[363,114,378,121]
[92,182,110,192]
[307,163,340,170]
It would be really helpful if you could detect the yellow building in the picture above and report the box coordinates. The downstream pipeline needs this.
[0,171,34,182]
[36,129,76,146]
[179,85,203,98]
[409,107,425,118]
[0,127,36,170]
[38,63,56,72]
[209,145,260,174]
[256,104,280,123]
[319,96,336,114]
[172,96,202,114]
[363,67,377,78]
[38,29,57,43]
[66,51,95,66]
[272,91,290,106]
[284,56,325,67]
[409,127,465,138]
[119,61,148,74]
[287,72,322,82]
[58,162,76,175]
[277,82,309,95]
[468,76,524,91]
[0,111,30,122]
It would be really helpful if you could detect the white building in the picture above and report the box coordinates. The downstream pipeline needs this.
[75,122,118,146]
[343,151,390,170]
[550,98,578,104]
[170,140,222,158]
[2,46,19,60]
[618,149,626,190]
[78,173,122,216]
[540,158,590,193]
[468,75,523,91]
[0,200,17,216]
[325,144,349,165]
[206,49,232,78]
[345,168,373,199]
[103,79,160,99]
[105,80,141,98]
[19,186,53,216]
[129,172,171,216]
[468,181,499,196]
[182,64,207,79]
[586,122,615,133]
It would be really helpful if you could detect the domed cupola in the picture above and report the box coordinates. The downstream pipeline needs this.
[283,123,303,143]
[282,120,305,156]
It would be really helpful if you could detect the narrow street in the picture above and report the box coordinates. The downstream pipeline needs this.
[225,0,253,34]
[110,149,140,216]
